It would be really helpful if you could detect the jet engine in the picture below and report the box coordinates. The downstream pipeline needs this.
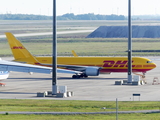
[72,67,100,78]
[85,67,100,76]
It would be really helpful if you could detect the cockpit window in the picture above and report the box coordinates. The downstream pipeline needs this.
[147,61,152,63]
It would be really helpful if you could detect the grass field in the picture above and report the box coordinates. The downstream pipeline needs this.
[0,99,159,120]
[1,20,160,57]
[0,100,159,112]
[1,36,160,57]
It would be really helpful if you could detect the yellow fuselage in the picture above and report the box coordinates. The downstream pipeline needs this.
[35,56,156,73]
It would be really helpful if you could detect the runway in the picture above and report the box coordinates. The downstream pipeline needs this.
[0,57,160,101]
[0,30,94,38]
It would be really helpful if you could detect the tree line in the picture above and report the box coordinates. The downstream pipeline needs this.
[57,13,125,20]
[0,14,52,20]
[0,13,125,20]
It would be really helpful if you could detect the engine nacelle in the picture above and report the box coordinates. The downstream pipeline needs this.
[85,67,100,76]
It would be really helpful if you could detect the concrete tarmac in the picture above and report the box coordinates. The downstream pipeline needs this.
[0,57,160,101]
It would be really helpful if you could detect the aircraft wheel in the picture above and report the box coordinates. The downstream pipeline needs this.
[72,75,76,78]
[79,73,88,78]
[76,75,80,78]
[84,74,88,78]
[80,74,84,78]
[72,75,80,79]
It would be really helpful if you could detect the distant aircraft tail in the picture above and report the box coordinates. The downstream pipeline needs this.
[5,32,40,64]
[72,50,78,57]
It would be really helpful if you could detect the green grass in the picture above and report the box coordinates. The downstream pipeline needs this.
[0,100,159,112]
[2,37,160,57]
[0,100,159,120]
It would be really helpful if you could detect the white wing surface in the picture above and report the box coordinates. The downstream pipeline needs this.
[0,60,81,74]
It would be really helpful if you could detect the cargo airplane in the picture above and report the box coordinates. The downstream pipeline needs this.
[5,32,156,78]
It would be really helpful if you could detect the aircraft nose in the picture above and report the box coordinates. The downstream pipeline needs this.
[152,63,156,68]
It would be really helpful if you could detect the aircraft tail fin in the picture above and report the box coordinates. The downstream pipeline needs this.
[72,50,78,57]
[5,32,39,64]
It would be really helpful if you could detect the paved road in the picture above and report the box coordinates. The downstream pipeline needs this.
[0,57,160,101]
[0,110,159,115]
[0,30,94,38]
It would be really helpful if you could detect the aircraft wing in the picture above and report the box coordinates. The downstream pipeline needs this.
[0,60,81,74]
[57,64,101,71]
[57,65,101,77]
[57,68,82,74]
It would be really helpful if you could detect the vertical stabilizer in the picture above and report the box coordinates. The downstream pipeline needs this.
[5,32,39,64]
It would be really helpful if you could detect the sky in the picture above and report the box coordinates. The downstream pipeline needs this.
[0,0,160,16]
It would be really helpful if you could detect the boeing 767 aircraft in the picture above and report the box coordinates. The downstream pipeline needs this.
[5,32,156,78]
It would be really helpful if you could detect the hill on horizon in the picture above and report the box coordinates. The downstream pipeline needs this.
[87,26,160,38]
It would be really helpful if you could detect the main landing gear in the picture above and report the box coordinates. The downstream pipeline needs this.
[72,73,88,79]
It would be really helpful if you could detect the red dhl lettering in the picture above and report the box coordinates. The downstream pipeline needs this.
[113,61,127,67]
[103,60,135,68]
[103,61,114,67]
[12,46,24,49]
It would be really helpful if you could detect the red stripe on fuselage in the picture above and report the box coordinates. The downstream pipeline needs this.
[34,63,52,67]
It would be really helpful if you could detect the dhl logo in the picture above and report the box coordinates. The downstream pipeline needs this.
[103,60,136,68]
[12,46,24,49]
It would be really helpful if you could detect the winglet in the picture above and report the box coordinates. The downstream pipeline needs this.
[72,50,78,57]
[5,32,39,64]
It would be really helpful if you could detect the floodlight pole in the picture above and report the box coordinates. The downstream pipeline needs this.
[128,0,132,83]
[52,0,57,95]
[116,98,118,120]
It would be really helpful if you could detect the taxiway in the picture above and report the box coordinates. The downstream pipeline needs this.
[0,57,159,101]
